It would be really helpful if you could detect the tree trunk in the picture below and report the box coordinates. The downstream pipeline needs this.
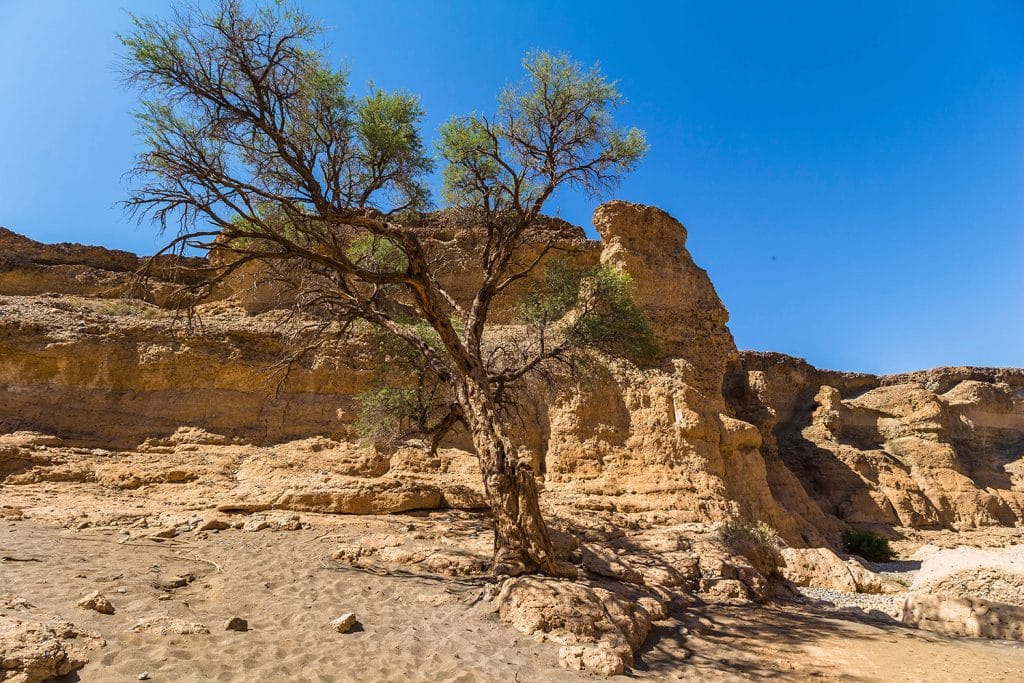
[458,379,576,578]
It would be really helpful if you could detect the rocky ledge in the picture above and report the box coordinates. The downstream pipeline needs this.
[2,201,1023,676]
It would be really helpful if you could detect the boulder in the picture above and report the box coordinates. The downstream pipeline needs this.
[900,544,1024,640]
[901,592,1024,640]
[330,614,357,633]
[780,547,902,594]
[0,614,102,683]
[494,576,664,675]
[76,591,115,615]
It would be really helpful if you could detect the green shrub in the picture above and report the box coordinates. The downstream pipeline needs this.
[841,529,894,562]
[720,519,779,549]
[719,518,782,575]
[354,386,419,446]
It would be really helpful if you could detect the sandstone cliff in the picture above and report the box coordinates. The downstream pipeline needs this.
[2,204,1022,549]
[729,353,1024,531]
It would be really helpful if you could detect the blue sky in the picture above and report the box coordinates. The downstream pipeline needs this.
[1,1,1021,373]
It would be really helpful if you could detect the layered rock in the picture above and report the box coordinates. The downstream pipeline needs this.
[730,352,1024,531]
[0,296,373,449]
[594,201,736,397]
[2,203,1023,549]
[4,205,1024,672]
[0,204,813,540]
[900,545,1024,640]
[0,226,204,306]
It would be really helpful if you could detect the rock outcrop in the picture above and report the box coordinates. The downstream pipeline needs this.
[3,203,1023,672]
[900,545,1024,640]
[0,204,815,543]
[594,201,735,397]
[0,226,204,306]
[730,352,1024,532]
[0,604,104,683]
[495,576,665,676]
[3,204,1023,545]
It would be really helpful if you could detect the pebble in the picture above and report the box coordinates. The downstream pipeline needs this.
[331,613,358,633]
[77,591,116,615]
[149,526,178,539]
[798,586,903,618]
[157,575,190,590]
[225,616,248,632]
[138,672,150,680]
[797,563,920,621]
[198,518,231,532]
[243,518,270,532]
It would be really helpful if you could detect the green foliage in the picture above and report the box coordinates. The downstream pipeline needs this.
[354,386,419,444]
[720,518,781,551]
[506,50,649,179]
[519,258,585,327]
[572,265,658,364]
[86,299,162,319]
[345,234,407,273]
[352,320,456,446]
[355,87,434,209]
[841,529,895,562]
[437,50,648,212]
[437,117,504,209]
[520,260,658,366]
[719,518,783,576]
[121,0,433,235]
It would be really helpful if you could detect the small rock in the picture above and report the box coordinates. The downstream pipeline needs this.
[129,615,209,635]
[559,643,625,676]
[77,591,115,614]
[149,526,178,539]
[243,518,270,532]
[138,673,150,681]
[331,613,358,633]
[275,515,301,531]
[156,575,190,590]
[198,517,231,532]
[224,617,248,632]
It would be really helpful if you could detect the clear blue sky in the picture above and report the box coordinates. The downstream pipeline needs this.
[1,1,1021,374]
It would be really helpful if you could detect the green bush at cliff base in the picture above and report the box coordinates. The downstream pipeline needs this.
[841,529,895,562]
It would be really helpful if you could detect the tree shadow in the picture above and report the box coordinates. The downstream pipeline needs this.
[629,597,952,681]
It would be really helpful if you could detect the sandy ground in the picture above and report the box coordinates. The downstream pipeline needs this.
[2,510,1022,683]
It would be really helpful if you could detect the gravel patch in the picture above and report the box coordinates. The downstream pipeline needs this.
[798,587,906,621]
[797,559,921,621]
[862,559,922,574]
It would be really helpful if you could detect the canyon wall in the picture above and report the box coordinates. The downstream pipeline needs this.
[1,203,1022,546]
[729,353,1024,531]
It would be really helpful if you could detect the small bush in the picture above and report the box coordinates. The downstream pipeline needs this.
[720,519,779,549]
[841,529,894,562]
[87,299,162,319]
[353,386,419,447]
[719,518,782,575]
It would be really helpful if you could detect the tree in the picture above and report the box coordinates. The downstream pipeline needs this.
[122,0,651,577]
